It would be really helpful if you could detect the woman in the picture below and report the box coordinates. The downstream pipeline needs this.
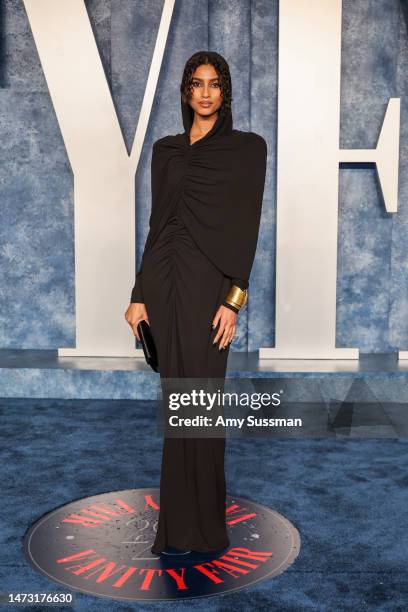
[125,51,267,555]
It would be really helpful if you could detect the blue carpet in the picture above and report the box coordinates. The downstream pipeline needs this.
[0,398,407,610]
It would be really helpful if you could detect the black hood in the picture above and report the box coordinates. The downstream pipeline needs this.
[181,97,233,145]
[181,81,233,145]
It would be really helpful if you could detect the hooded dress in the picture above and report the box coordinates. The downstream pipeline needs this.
[130,97,267,554]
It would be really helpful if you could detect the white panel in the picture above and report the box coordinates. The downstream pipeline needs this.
[260,0,400,360]
[23,0,175,357]
[338,98,400,213]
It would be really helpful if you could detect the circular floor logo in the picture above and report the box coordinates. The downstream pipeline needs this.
[23,488,300,601]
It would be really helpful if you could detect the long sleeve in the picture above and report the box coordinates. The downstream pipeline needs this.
[130,225,152,303]
[222,276,249,314]
[130,228,150,303]
[130,141,159,304]
[130,269,144,303]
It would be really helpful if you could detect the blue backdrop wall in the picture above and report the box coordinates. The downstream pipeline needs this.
[0,0,407,353]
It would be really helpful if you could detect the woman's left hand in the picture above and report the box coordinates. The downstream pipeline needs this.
[212,305,237,350]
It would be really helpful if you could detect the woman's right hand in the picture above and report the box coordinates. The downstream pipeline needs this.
[124,302,149,341]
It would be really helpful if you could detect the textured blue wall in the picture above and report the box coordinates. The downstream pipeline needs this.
[0,0,406,353]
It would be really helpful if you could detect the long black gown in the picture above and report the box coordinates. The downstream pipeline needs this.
[141,211,232,554]
[130,98,267,554]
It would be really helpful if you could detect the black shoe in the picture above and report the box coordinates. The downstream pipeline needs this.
[161,546,191,555]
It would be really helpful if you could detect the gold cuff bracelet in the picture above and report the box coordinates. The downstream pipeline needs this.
[225,285,248,311]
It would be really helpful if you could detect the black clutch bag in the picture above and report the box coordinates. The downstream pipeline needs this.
[137,319,159,373]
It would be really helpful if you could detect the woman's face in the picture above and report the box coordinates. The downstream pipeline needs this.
[188,64,223,117]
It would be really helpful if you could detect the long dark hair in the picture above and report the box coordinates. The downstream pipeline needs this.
[180,51,233,115]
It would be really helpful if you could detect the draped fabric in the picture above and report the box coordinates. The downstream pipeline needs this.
[131,95,267,306]
[129,89,267,554]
